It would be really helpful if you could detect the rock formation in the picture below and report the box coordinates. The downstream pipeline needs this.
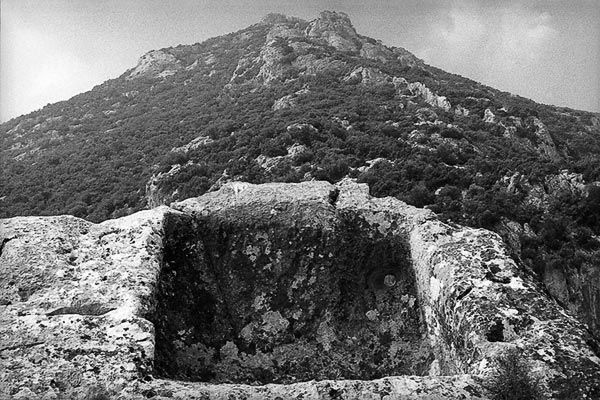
[128,50,182,79]
[483,109,496,124]
[1,181,599,399]
[406,81,452,111]
[531,117,561,161]
[306,11,361,52]
[343,66,392,86]
[497,170,600,335]
[145,165,182,208]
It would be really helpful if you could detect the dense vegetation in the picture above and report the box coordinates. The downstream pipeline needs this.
[1,13,599,335]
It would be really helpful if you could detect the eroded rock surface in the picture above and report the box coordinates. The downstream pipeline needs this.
[128,50,182,79]
[0,209,170,399]
[159,182,429,384]
[1,181,599,399]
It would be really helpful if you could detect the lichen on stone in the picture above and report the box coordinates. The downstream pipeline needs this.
[1,181,599,399]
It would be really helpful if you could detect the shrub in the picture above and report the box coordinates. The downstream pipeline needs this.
[83,385,111,400]
[484,348,545,400]
[407,183,434,208]
[440,127,464,139]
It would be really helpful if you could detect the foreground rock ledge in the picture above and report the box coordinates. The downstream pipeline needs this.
[1,181,599,399]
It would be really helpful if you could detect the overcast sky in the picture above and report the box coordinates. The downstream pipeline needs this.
[1,0,599,122]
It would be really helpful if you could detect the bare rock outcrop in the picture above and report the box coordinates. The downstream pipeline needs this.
[145,165,182,208]
[504,170,588,212]
[1,181,599,399]
[343,66,392,86]
[359,41,394,62]
[0,209,170,399]
[128,50,182,79]
[306,11,360,52]
[255,143,308,171]
[406,81,452,111]
[531,117,561,160]
[227,11,421,87]
[455,104,470,117]
[272,88,309,111]
[483,108,496,124]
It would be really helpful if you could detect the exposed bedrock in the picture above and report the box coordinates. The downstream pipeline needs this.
[154,188,428,384]
[1,181,599,399]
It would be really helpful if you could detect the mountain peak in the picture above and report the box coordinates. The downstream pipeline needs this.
[307,10,359,52]
[260,13,305,26]
[317,10,354,26]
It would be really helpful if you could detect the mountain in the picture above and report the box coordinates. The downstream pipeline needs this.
[1,11,600,338]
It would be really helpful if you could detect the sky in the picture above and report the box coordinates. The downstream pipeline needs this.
[1,0,599,122]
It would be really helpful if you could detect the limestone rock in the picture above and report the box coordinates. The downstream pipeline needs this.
[407,82,452,111]
[546,169,587,198]
[272,88,309,111]
[272,93,298,110]
[170,135,214,153]
[455,105,470,117]
[306,11,360,52]
[1,181,599,399]
[359,41,394,62]
[492,217,535,259]
[257,40,294,83]
[343,66,391,86]
[224,11,419,86]
[505,170,588,212]
[266,23,305,42]
[255,143,308,171]
[0,208,173,398]
[483,108,496,123]
[532,117,561,160]
[260,13,297,26]
[128,50,182,79]
[145,164,183,208]
[287,122,318,134]
[356,158,393,173]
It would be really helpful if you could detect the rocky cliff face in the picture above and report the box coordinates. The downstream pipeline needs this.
[1,181,599,399]
[495,170,600,335]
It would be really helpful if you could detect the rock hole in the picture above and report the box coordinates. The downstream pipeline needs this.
[149,212,432,384]
[328,188,340,206]
[486,318,504,342]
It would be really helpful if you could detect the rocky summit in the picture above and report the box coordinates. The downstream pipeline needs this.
[1,180,599,399]
[1,9,600,399]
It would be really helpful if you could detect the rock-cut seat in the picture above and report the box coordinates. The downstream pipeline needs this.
[0,180,598,399]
